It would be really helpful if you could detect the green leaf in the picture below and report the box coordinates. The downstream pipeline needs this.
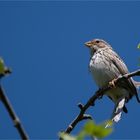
[84,120,95,135]
[76,131,86,140]
[84,120,113,139]
[137,43,140,49]
[59,120,113,140]
[59,132,86,140]
[59,132,77,140]
[0,58,6,75]
[94,125,112,138]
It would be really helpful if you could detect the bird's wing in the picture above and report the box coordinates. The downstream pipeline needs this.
[107,49,129,75]
[107,49,139,101]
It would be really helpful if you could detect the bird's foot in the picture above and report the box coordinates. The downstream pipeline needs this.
[109,78,117,88]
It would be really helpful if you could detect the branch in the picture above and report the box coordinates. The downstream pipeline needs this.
[0,85,29,140]
[0,61,29,140]
[62,69,140,136]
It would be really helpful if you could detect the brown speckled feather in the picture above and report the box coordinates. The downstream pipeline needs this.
[107,49,139,100]
[85,38,140,103]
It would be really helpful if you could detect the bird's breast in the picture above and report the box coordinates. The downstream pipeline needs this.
[89,52,118,87]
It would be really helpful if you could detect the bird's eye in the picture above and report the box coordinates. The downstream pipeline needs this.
[96,40,100,43]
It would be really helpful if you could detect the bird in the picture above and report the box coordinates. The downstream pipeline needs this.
[85,38,140,113]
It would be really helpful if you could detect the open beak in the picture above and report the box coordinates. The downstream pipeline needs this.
[84,41,92,47]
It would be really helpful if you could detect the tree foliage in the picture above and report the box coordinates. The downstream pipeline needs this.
[60,120,113,140]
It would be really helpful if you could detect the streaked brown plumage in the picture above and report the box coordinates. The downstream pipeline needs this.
[85,39,140,113]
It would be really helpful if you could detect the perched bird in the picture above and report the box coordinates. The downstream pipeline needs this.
[85,39,140,113]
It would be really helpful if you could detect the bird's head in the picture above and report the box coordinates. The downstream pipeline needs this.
[85,39,112,55]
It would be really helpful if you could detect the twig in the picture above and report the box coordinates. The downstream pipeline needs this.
[123,69,140,78]
[0,85,29,140]
[62,69,140,136]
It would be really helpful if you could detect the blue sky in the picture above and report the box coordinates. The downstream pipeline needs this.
[0,1,140,139]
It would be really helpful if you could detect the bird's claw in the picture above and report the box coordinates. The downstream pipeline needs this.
[109,78,117,88]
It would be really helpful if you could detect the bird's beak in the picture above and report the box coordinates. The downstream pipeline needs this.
[84,41,92,48]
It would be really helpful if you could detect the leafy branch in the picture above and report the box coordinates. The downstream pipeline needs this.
[60,69,140,139]
[60,120,113,140]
